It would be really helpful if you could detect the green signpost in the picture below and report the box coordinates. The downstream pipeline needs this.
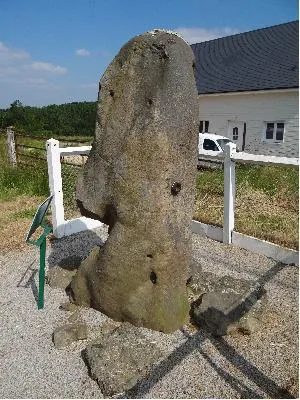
[25,195,53,309]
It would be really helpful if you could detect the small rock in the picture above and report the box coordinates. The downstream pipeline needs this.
[59,301,78,312]
[46,267,77,289]
[89,319,122,342]
[281,376,299,398]
[84,322,163,396]
[68,310,81,323]
[53,323,87,348]
[187,271,264,298]
[238,315,261,335]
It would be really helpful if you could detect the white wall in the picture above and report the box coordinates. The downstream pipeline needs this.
[198,89,299,157]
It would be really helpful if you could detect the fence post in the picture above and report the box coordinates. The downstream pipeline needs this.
[6,126,17,167]
[223,142,236,244]
[46,139,65,238]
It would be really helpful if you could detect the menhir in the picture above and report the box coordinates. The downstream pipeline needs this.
[69,29,199,333]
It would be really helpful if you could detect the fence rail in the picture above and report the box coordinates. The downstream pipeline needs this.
[6,127,92,167]
[198,149,299,167]
[16,152,47,162]
[16,143,46,151]
[15,133,92,143]
[46,138,101,238]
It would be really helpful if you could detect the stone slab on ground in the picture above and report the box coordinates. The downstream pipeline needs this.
[53,323,88,348]
[46,266,77,289]
[188,271,267,336]
[85,322,164,397]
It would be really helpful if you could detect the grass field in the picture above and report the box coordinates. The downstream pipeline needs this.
[0,134,84,252]
[0,133,298,252]
[194,164,298,250]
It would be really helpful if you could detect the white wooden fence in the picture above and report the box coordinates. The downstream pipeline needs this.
[46,139,103,238]
[46,139,299,264]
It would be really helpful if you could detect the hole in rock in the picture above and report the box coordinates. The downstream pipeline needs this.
[76,200,117,234]
[77,200,102,222]
[147,99,153,106]
[171,182,181,196]
[150,271,157,284]
[102,203,118,234]
[147,254,153,258]
[186,276,192,285]
[109,89,114,97]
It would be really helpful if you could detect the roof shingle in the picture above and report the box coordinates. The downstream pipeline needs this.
[191,21,299,94]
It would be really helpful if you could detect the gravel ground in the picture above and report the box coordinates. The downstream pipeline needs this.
[0,227,298,399]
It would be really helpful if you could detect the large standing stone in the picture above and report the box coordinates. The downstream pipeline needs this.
[70,30,199,333]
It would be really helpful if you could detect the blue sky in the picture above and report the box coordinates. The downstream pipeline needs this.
[0,0,298,108]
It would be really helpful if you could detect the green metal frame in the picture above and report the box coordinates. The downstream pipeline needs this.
[25,195,53,309]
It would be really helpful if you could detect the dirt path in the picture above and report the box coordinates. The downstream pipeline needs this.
[0,196,44,253]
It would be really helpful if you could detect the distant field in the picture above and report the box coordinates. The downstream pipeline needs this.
[0,133,299,251]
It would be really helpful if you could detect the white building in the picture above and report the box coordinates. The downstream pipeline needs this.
[192,21,299,157]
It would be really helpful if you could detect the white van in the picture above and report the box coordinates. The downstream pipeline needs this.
[198,133,236,154]
[198,133,237,169]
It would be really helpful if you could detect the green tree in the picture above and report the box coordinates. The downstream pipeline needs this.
[1,100,97,137]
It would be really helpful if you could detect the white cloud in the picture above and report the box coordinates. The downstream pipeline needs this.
[0,41,67,78]
[0,65,19,77]
[174,27,240,44]
[27,61,66,74]
[0,41,30,62]
[76,48,90,57]
[99,50,111,58]
[0,40,68,107]
[18,78,52,88]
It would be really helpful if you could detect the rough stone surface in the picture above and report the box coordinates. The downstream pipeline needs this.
[53,323,87,348]
[59,301,79,312]
[188,271,267,336]
[46,267,76,289]
[84,322,163,396]
[88,319,122,343]
[70,30,199,332]
[67,309,81,323]
[237,314,261,335]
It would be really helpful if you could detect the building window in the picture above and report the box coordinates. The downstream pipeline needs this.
[264,122,285,142]
[199,120,209,133]
[232,127,238,140]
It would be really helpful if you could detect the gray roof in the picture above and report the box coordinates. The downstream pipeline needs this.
[191,21,299,94]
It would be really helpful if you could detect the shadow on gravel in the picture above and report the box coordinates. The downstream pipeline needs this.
[257,261,291,286]
[190,262,291,337]
[47,229,106,271]
[121,262,295,399]
[209,335,294,399]
[123,328,293,399]
[16,259,39,306]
